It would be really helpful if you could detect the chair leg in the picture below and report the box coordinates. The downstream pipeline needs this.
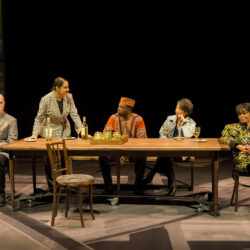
[51,185,63,226]
[65,188,70,218]
[55,187,64,217]
[78,187,84,227]
[51,193,58,226]
[230,176,237,206]
[89,184,95,220]
[189,162,194,191]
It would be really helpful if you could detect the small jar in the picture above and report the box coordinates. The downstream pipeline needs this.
[94,131,103,139]
[103,131,112,139]
[113,132,121,139]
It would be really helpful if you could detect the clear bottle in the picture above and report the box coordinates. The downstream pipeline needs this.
[81,116,88,140]
[45,117,52,141]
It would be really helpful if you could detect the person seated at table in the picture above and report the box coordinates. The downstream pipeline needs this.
[99,97,147,195]
[142,98,196,196]
[0,93,18,206]
[220,102,250,174]
[27,77,83,193]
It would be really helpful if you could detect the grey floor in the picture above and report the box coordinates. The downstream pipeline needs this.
[1,157,250,250]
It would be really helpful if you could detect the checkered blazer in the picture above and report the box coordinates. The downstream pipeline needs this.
[32,92,82,138]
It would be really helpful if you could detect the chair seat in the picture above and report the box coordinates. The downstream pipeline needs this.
[57,174,94,185]
[233,170,250,177]
[174,159,211,168]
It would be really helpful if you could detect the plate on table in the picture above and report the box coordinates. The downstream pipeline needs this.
[64,137,76,140]
[194,139,207,143]
[24,138,37,142]
[173,137,184,141]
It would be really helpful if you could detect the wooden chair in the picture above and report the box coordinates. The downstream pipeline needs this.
[46,139,95,227]
[145,154,232,193]
[172,156,230,191]
[230,168,250,212]
[145,156,211,191]
[172,157,196,191]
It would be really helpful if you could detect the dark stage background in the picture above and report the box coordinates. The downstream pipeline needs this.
[1,2,249,139]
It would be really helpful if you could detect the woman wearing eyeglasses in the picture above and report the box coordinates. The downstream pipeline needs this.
[220,102,250,174]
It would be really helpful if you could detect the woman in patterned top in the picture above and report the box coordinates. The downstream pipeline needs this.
[29,77,82,139]
[220,102,250,173]
[28,77,83,192]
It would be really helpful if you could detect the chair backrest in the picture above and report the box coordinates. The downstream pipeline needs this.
[46,139,71,189]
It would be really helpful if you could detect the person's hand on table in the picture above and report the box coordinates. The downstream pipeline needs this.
[24,135,37,141]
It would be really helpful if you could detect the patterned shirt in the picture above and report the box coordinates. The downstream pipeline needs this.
[220,123,250,170]
[104,113,147,138]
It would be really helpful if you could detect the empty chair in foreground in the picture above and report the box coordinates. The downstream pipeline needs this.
[46,139,95,227]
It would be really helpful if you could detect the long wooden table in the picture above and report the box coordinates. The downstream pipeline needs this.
[1,138,230,215]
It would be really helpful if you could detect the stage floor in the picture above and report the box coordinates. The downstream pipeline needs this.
[1,158,250,250]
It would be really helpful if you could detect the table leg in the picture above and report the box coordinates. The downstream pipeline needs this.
[210,152,220,216]
[116,163,121,195]
[9,153,15,210]
[32,157,37,193]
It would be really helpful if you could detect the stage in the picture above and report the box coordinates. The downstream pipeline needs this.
[1,156,250,249]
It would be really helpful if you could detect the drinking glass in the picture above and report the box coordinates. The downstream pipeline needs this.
[193,127,201,143]
[75,125,81,139]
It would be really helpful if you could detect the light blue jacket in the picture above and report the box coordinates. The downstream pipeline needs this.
[159,115,196,138]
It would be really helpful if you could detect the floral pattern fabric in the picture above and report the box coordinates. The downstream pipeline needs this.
[220,123,250,171]
[104,113,147,138]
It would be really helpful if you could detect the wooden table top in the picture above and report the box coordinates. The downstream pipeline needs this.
[1,138,230,152]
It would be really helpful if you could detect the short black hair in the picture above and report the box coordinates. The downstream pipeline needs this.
[235,102,250,114]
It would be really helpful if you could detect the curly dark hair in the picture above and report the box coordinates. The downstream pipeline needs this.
[177,98,193,116]
[235,102,250,114]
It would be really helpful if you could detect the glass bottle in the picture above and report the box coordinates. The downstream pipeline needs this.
[45,117,52,141]
[81,116,88,140]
